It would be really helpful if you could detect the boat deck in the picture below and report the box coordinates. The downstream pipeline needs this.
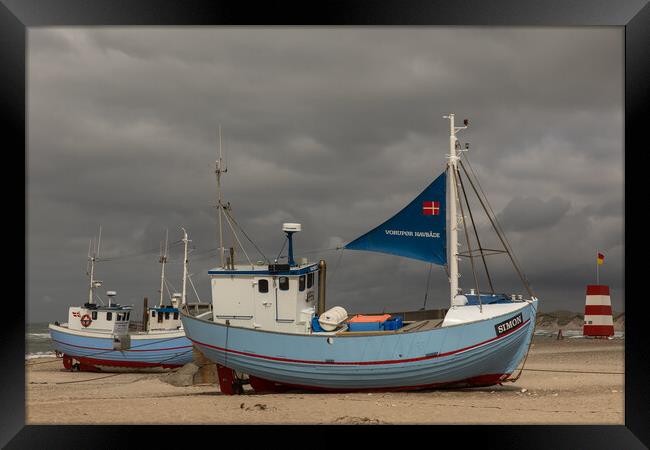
[398,318,444,332]
[334,319,444,336]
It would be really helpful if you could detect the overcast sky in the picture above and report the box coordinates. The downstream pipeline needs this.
[27,27,624,323]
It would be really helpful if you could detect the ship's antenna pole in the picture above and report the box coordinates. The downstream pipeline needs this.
[216,125,227,268]
[159,228,168,307]
[87,226,102,305]
[443,114,468,307]
[97,226,102,258]
[181,228,190,306]
[87,238,94,305]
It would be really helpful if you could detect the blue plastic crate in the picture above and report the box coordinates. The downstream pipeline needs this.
[384,316,404,331]
[348,321,384,332]
[311,316,324,332]
[383,316,403,330]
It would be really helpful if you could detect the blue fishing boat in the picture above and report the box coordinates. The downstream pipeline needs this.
[49,229,202,372]
[180,115,539,393]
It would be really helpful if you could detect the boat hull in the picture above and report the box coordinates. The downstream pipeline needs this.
[49,324,193,372]
[180,300,537,392]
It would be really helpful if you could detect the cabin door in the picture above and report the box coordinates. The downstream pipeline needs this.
[253,277,274,327]
[275,276,294,322]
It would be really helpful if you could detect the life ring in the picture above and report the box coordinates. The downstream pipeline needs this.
[80,314,92,327]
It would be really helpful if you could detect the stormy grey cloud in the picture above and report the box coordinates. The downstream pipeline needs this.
[27,27,624,323]
[498,196,571,232]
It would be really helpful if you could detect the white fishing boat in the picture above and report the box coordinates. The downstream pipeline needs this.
[180,114,539,393]
[49,228,206,372]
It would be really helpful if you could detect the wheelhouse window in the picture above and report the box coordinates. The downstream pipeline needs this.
[299,275,306,292]
[106,312,112,321]
[258,279,269,293]
[91,311,97,320]
[158,312,163,323]
[165,312,170,320]
[279,276,289,291]
[126,312,130,320]
[151,310,156,317]
[116,313,122,321]
[307,273,314,289]
[173,312,179,320]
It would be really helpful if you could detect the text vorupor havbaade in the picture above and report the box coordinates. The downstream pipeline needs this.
[384,229,441,238]
[494,313,524,336]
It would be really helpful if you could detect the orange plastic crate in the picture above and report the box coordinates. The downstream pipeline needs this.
[347,314,392,323]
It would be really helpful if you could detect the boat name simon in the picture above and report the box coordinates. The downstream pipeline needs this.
[384,229,441,238]
[494,313,524,336]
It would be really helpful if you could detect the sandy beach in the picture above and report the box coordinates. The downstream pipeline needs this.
[25,336,624,425]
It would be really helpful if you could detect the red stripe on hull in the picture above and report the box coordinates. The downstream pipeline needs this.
[65,354,184,372]
[190,318,530,367]
[246,373,511,394]
[586,285,610,295]
[584,305,612,315]
[583,325,614,337]
[51,338,191,352]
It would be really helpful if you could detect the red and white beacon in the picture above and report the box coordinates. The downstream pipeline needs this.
[583,285,614,338]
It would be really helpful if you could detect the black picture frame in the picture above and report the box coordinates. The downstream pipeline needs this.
[3,0,648,447]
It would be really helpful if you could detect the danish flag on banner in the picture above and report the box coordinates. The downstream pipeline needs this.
[72,311,80,317]
[422,201,440,216]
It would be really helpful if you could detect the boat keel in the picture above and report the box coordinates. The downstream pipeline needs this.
[60,353,183,372]
[216,364,245,395]
[239,372,510,394]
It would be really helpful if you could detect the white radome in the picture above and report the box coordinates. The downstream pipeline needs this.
[282,223,302,232]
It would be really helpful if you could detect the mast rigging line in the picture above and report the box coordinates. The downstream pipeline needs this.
[457,250,508,258]
[96,240,183,262]
[222,207,270,265]
[462,155,517,257]
[275,237,288,264]
[327,248,346,283]
[460,157,534,297]
[458,159,535,299]
[453,165,482,312]
[422,263,433,310]
[221,207,253,267]
[187,274,202,303]
[456,166,496,294]
[190,244,343,264]
[163,278,177,300]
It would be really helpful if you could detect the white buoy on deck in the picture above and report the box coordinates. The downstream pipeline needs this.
[318,306,348,331]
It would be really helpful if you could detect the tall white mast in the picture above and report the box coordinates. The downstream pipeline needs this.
[87,226,102,305]
[215,125,227,268]
[443,114,468,307]
[159,229,168,307]
[181,228,190,306]
[87,239,95,304]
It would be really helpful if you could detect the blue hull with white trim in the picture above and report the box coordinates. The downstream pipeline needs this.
[49,324,193,371]
[180,299,537,391]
